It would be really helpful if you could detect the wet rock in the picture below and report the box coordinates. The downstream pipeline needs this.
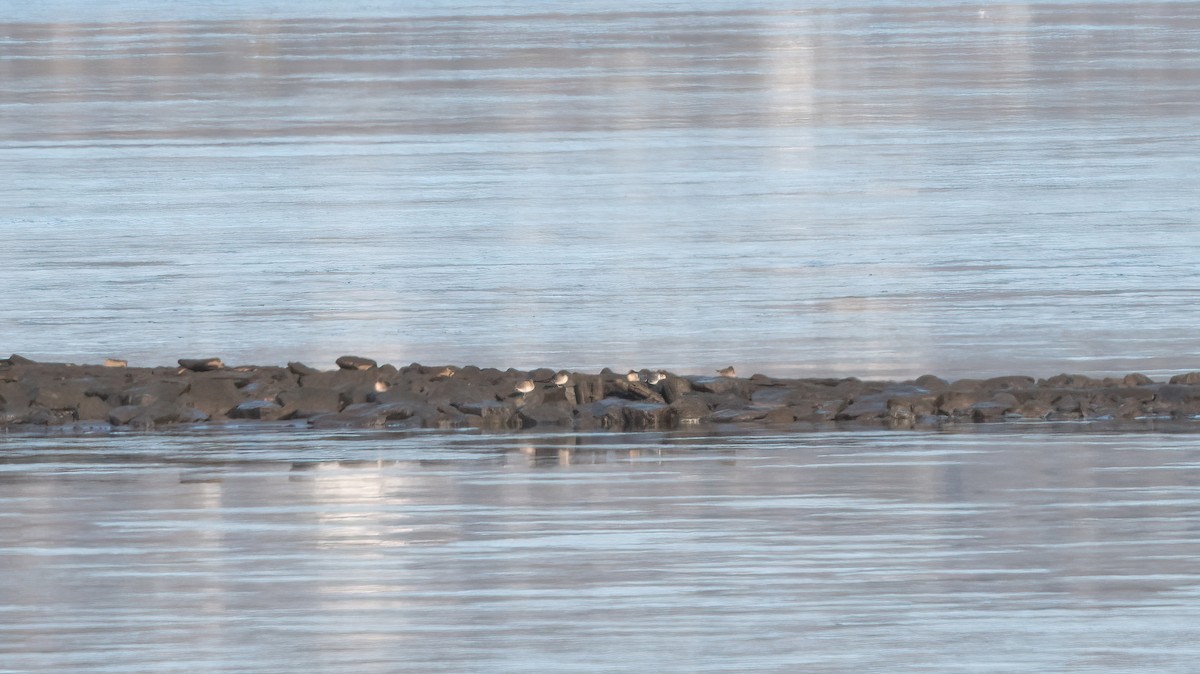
[335,355,377,371]
[76,395,112,421]
[288,361,321,376]
[453,400,517,429]
[0,381,32,409]
[579,399,676,430]
[607,379,666,404]
[1123,373,1155,386]
[689,376,745,396]
[709,406,775,423]
[983,375,1036,390]
[762,406,797,424]
[277,387,342,418]
[518,404,575,428]
[913,374,950,392]
[120,381,186,407]
[187,377,244,417]
[970,401,1009,422]
[229,400,285,421]
[571,374,606,405]
[937,391,988,416]
[670,396,711,423]
[836,396,889,421]
[660,376,693,404]
[28,380,88,411]
[1040,373,1099,388]
[178,357,224,372]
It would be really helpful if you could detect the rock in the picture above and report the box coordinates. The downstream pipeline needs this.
[178,357,225,372]
[2,354,36,366]
[709,406,774,423]
[187,378,244,417]
[288,361,321,376]
[660,376,693,404]
[335,355,377,371]
[1123,373,1155,386]
[228,400,285,421]
[1168,372,1200,385]
[578,399,675,430]
[518,404,575,428]
[969,401,1009,422]
[0,381,32,409]
[1040,373,1098,389]
[76,395,112,421]
[277,387,342,418]
[762,406,797,424]
[670,396,711,423]
[913,374,950,392]
[983,375,1036,390]
[29,381,89,411]
[572,375,606,405]
[937,391,988,417]
[836,396,889,421]
[452,400,516,428]
[119,381,187,407]
[688,376,745,396]
[607,378,666,404]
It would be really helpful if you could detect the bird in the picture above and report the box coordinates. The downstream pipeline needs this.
[514,379,536,394]
[717,366,737,378]
[103,358,127,368]
[647,370,666,385]
[374,380,389,393]
[552,371,569,387]
[432,366,456,380]
[626,370,641,382]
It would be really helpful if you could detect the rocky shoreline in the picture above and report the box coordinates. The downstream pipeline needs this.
[3,354,1200,434]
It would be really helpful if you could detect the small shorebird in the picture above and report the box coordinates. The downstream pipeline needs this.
[647,370,666,385]
[374,380,389,393]
[552,371,569,387]
[514,379,536,395]
[717,366,737,378]
[432,366,456,380]
[103,358,127,368]
[626,370,641,382]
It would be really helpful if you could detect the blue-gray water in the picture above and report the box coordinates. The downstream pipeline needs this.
[5,3,1200,672]
[4,427,1200,673]
[3,1,1199,378]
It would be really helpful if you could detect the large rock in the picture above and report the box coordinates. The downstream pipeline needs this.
[119,381,187,407]
[228,400,285,421]
[178,357,224,372]
[187,377,244,417]
[335,355,377,371]
[277,387,342,418]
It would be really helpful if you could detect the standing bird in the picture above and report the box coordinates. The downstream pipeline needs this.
[717,366,737,378]
[626,370,641,382]
[552,371,570,387]
[647,370,666,385]
[514,379,536,395]
[374,380,390,393]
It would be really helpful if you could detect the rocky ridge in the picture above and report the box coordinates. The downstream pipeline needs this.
[3,354,1200,433]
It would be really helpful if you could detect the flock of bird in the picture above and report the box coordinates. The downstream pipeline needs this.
[512,366,737,396]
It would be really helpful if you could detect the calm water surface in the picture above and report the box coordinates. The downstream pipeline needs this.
[3,427,1200,672]
[3,1,1199,377]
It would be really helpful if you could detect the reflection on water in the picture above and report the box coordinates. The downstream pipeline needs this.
[3,428,1200,672]
[2,2,1199,377]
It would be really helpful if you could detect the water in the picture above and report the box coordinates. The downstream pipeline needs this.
[3,1,1199,378]
[2,428,1200,672]
[4,5,1200,670]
